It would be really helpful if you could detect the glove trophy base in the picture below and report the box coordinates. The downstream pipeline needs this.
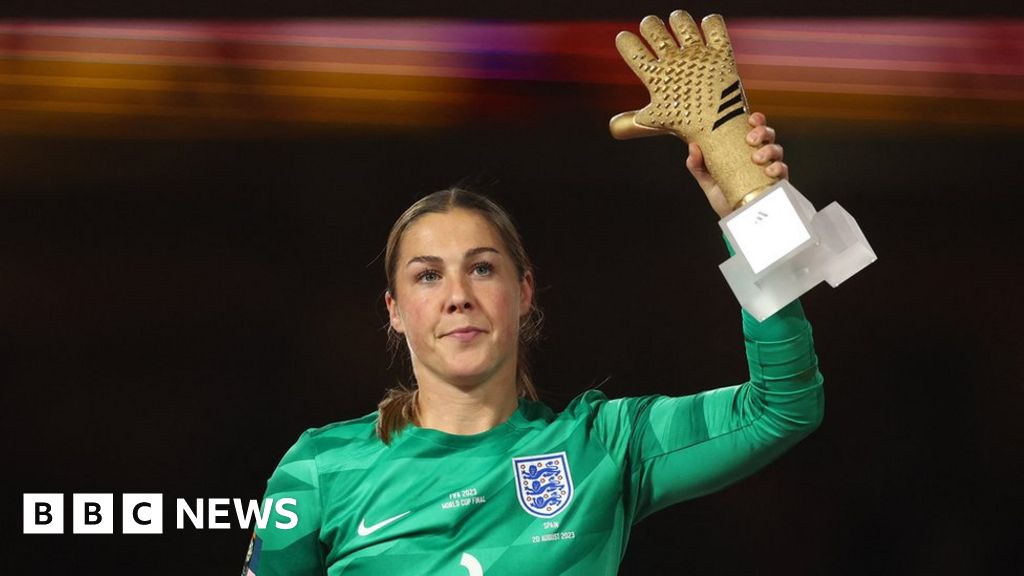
[719,180,877,321]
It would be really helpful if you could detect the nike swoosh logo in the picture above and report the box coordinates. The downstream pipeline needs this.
[357,511,412,536]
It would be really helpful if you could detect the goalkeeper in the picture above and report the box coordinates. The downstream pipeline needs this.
[243,11,820,576]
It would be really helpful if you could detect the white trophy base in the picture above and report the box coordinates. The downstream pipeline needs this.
[719,180,877,321]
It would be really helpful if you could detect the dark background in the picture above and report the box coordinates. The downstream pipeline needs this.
[2,2,1022,575]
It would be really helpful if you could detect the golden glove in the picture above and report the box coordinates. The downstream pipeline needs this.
[610,11,776,209]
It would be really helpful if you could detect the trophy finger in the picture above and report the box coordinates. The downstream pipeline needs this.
[753,143,784,165]
[700,14,733,52]
[609,110,673,140]
[669,10,703,49]
[765,160,789,179]
[615,30,657,79]
[639,15,681,59]
[747,124,776,145]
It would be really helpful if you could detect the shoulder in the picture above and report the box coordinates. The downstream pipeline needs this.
[275,411,382,471]
[304,411,380,444]
[558,389,612,413]
[559,389,658,420]
[512,390,608,426]
[553,390,664,451]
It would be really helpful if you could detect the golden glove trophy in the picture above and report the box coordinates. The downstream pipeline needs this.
[610,11,876,320]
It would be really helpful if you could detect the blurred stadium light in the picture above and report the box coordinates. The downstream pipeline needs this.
[0,18,1021,137]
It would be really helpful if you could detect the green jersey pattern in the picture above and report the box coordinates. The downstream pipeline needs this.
[244,300,824,575]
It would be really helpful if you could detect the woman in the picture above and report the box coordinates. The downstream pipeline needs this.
[241,113,823,576]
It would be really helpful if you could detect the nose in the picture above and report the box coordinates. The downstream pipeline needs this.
[446,275,474,314]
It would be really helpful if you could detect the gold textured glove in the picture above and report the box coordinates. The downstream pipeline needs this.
[610,11,776,209]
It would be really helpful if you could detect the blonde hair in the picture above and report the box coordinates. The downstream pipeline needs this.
[377,188,542,444]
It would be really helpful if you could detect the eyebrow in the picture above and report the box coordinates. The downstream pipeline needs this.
[405,246,500,268]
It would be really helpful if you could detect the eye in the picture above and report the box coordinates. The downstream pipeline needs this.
[416,269,441,283]
[471,262,494,277]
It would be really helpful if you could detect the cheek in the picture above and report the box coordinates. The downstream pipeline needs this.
[484,286,520,336]
[401,295,438,339]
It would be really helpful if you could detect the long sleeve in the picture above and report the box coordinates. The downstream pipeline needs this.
[594,299,825,524]
[242,430,327,576]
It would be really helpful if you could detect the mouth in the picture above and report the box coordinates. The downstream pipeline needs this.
[443,327,485,341]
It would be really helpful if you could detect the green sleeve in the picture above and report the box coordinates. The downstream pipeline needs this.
[243,430,327,576]
[595,299,825,524]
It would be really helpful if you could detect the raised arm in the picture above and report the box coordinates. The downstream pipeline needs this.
[595,107,823,522]
[643,299,821,520]
[591,293,823,523]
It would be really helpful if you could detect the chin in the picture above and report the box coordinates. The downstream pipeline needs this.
[441,358,504,386]
[444,365,495,385]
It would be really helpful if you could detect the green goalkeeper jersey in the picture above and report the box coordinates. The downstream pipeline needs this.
[243,300,824,576]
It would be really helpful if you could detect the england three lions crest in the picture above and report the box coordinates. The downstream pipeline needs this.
[512,451,574,518]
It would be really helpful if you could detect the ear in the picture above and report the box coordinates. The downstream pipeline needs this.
[518,271,534,317]
[385,290,405,334]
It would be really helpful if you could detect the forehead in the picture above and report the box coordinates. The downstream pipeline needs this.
[400,209,504,258]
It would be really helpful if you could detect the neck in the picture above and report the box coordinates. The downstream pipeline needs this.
[414,372,520,436]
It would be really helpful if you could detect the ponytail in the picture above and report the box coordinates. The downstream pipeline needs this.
[375,386,418,445]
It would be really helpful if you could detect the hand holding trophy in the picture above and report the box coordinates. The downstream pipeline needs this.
[610,12,775,208]
[611,10,876,320]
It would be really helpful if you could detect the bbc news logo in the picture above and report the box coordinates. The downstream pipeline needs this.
[23,494,297,534]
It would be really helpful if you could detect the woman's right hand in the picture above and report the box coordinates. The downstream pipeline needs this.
[685,112,788,219]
